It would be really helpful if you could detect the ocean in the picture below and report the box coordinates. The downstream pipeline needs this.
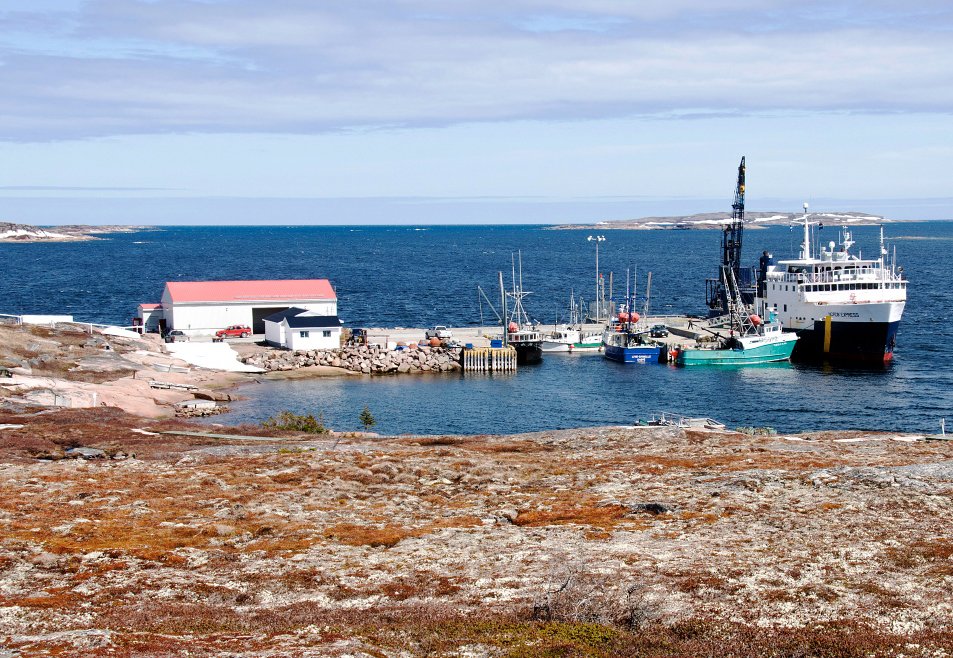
[2,222,951,435]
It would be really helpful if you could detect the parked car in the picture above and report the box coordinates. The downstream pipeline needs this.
[215,324,251,339]
[425,325,453,340]
[649,324,669,338]
[164,330,189,343]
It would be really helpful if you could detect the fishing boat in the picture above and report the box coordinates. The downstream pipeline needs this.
[602,269,665,364]
[507,322,544,364]
[541,291,602,352]
[680,262,798,366]
[541,326,603,352]
[676,318,798,365]
[504,252,543,365]
[603,325,665,364]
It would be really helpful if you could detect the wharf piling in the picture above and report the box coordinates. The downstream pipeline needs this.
[461,346,517,372]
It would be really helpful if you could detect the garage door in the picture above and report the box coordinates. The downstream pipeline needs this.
[252,307,289,335]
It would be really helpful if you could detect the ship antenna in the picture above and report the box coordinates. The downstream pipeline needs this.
[801,202,812,260]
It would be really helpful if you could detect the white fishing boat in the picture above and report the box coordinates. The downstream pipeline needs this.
[541,291,602,352]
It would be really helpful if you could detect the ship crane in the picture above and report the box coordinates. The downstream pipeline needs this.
[707,156,755,315]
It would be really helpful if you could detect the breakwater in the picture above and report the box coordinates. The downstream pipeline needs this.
[241,344,463,375]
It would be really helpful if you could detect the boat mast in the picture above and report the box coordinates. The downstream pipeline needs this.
[499,271,507,345]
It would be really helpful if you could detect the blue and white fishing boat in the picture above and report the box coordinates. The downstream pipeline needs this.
[603,326,664,364]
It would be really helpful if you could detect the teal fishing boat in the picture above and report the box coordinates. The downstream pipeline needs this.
[676,321,798,365]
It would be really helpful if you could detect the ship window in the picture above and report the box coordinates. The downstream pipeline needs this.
[783,304,787,312]
[849,284,856,291]
[825,284,831,291]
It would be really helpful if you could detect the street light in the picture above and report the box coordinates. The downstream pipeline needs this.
[587,235,605,320]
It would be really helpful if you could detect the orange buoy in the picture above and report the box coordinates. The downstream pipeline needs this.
[749,314,763,326]
[429,337,442,347]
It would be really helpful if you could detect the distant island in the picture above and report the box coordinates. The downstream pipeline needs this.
[0,222,154,242]
[551,210,895,230]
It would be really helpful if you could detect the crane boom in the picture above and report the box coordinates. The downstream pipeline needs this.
[706,157,754,314]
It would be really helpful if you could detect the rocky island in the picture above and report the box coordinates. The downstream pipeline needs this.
[552,210,895,230]
[0,221,154,242]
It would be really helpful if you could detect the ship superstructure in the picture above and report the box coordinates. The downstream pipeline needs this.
[754,206,907,363]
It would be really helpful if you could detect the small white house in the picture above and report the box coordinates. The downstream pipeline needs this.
[136,303,163,333]
[264,307,343,350]
[263,307,306,346]
[135,279,337,336]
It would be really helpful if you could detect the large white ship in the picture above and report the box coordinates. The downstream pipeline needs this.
[754,206,907,364]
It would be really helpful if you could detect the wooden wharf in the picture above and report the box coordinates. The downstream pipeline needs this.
[461,346,518,372]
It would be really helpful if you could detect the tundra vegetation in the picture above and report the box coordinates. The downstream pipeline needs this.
[0,406,951,656]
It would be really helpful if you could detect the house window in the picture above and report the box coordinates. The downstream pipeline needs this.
[323,330,331,337]
[299,331,310,338]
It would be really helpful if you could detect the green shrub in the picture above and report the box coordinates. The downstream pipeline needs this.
[262,411,329,434]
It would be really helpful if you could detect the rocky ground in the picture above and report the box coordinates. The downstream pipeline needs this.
[0,323,242,418]
[0,408,951,657]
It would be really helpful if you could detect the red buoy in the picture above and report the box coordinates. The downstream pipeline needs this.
[749,314,763,326]
[508,322,519,332]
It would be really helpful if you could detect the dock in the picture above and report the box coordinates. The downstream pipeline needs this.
[461,346,518,372]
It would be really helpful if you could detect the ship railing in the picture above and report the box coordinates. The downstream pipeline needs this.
[771,270,903,285]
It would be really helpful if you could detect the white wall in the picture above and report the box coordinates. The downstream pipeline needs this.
[138,307,163,332]
[284,324,341,351]
[264,319,284,346]
[167,299,336,335]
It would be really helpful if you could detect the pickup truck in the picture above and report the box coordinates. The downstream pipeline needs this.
[425,325,453,340]
[215,325,251,339]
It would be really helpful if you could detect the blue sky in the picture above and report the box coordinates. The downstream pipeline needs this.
[2,0,952,224]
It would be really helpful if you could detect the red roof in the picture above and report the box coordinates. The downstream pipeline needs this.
[138,303,163,310]
[165,279,336,303]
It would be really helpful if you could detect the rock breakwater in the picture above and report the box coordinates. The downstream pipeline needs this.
[241,344,463,375]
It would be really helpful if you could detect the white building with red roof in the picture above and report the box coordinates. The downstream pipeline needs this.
[136,279,338,336]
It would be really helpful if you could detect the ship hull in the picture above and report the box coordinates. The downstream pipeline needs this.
[604,344,664,364]
[677,335,797,366]
[511,342,543,364]
[789,319,900,364]
[541,340,602,353]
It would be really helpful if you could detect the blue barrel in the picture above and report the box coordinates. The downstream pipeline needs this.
[490,339,503,348]
[465,343,473,349]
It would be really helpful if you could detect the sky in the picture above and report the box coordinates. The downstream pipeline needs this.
[1,0,952,225]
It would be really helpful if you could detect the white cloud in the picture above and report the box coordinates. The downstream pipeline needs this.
[1,1,952,140]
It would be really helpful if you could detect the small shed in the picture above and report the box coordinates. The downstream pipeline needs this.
[136,303,164,333]
[263,307,308,346]
[263,307,342,350]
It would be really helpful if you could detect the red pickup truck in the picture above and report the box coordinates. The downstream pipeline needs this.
[215,325,251,339]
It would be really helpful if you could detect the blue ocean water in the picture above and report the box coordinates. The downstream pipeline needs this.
[2,223,952,435]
